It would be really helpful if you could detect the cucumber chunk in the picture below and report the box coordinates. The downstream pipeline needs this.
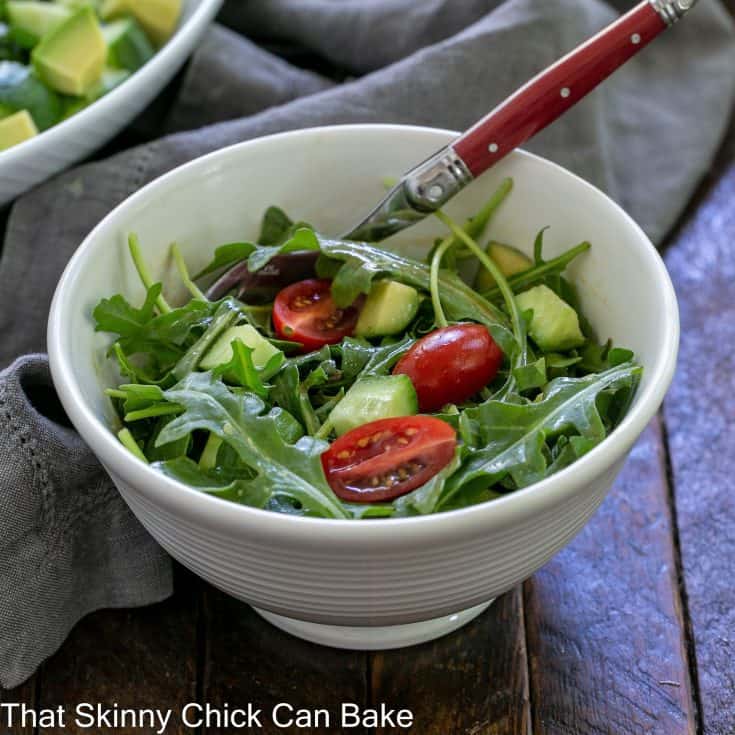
[200,325,283,378]
[0,107,37,150]
[475,241,532,292]
[0,60,62,129]
[103,17,153,71]
[516,285,585,352]
[330,375,418,436]
[355,280,419,338]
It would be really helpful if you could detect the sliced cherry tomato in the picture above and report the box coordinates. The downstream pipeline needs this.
[272,278,360,352]
[393,324,503,412]
[322,416,457,503]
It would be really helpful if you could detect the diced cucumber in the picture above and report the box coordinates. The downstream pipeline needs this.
[200,325,283,378]
[330,375,418,436]
[0,108,37,150]
[103,17,153,72]
[0,60,62,129]
[475,241,532,292]
[516,285,585,352]
[355,280,420,338]
[6,1,71,46]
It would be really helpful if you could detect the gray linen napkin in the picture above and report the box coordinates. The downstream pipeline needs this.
[0,0,733,688]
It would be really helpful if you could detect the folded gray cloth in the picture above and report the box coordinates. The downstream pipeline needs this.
[0,0,734,688]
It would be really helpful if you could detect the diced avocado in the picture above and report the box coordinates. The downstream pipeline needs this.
[516,285,585,352]
[200,325,283,377]
[100,0,181,45]
[6,1,71,46]
[32,6,106,96]
[476,242,532,292]
[0,108,37,150]
[355,280,420,338]
[61,66,129,119]
[103,17,153,71]
[53,0,102,9]
[330,375,418,436]
[0,60,62,129]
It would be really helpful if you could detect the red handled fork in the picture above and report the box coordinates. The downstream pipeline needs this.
[345,0,699,242]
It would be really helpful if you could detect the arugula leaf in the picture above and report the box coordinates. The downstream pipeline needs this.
[334,335,415,383]
[247,227,321,273]
[440,363,642,509]
[318,236,515,354]
[154,457,267,505]
[172,298,242,380]
[212,339,275,399]
[513,357,547,392]
[93,283,161,336]
[194,242,256,280]
[156,372,349,519]
[392,451,463,517]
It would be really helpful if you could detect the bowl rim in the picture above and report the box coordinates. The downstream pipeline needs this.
[0,0,223,164]
[47,123,680,543]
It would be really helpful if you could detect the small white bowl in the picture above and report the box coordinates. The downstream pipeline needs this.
[48,125,679,649]
[0,0,223,206]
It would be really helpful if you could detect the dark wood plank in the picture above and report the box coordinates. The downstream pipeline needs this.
[202,586,368,735]
[369,588,530,735]
[0,676,38,735]
[37,567,199,735]
[525,420,696,734]
[663,119,735,735]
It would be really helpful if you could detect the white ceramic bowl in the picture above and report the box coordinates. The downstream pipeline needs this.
[48,125,679,649]
[0,0,223,207]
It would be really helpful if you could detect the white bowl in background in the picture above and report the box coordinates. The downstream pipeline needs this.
[0,0,223,207]
[48,125,679,649]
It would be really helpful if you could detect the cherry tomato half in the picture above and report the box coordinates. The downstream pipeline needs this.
[322,416,457,503]
[393,324,503,412]
[272,278,360,352]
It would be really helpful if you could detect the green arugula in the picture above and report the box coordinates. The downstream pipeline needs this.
[438,363,641,510]
[156,372,349,519]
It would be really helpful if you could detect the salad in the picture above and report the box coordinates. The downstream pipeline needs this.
[0,0,181,151]
[94,179,641,519]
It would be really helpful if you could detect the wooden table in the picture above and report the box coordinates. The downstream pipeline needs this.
[2,53,735,735]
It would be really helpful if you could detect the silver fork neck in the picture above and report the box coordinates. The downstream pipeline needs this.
[650,0,699,26]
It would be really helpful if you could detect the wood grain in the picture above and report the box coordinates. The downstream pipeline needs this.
[35,567,199,735]
[369,588,530,735]
[663,120,735,735]
[525,420,696,735]
[201,587,368,735]
[0,677,37,735]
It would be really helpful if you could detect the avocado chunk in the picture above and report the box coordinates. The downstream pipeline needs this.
[62,66,129,119]
[516,285,585,352]
[0,60,62,129]
[6,1,71,46]
[103,17,153,71]
[100,0,181,45]
[32,6,106,96]
[476,242,532,292]
[200,325,283,378]
[355,280,420,338]
[330,375,418,436]
[0,108,37,150]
